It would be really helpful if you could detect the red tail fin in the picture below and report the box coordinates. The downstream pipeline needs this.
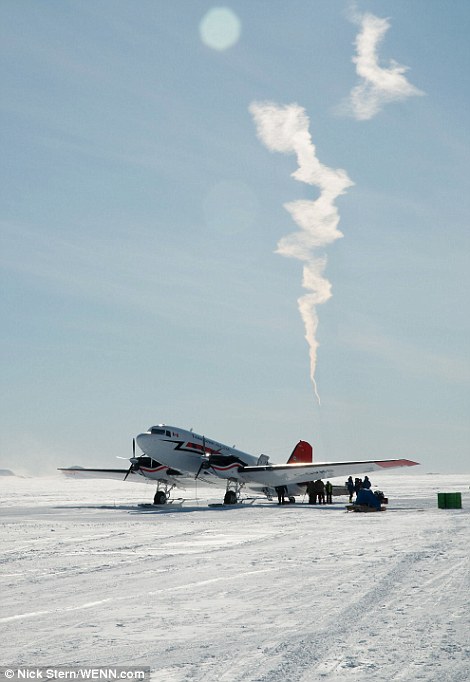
[287,440,313,464]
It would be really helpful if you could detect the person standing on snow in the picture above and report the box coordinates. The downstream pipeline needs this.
[316,479,326,505]
[307,480,317,504]
[275,485,288,505]
[325,480,333,504]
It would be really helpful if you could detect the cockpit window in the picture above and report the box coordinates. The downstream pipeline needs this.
[151,428,166,435]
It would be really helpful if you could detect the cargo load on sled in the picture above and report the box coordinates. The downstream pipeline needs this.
[346,489,388,512]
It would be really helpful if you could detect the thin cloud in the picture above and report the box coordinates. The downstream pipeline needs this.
[0,220,203,318]
[343,12,424,120]
[250,102,353,402]
[346,326,470,384]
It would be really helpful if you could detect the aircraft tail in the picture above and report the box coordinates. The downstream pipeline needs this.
[287,440,313,464]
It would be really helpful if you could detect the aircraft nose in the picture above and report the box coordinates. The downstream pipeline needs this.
[136,433,151,453]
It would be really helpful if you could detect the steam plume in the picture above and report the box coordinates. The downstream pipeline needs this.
[345,12,423,120]
[250,102,353,402]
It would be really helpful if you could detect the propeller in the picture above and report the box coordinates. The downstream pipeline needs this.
[195,436,211,480]
[124,438,139,481]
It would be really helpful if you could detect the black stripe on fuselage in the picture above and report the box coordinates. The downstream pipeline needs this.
[207,454,246,468]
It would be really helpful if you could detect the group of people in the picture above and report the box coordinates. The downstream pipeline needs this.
[274,475,373,505]
[346,475,371,502]
[306,479,333,505]
[274,479,334,505]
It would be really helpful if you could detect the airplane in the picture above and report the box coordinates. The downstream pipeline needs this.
[59,423,419,505]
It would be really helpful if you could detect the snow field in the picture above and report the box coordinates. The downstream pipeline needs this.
[1,474,469,681]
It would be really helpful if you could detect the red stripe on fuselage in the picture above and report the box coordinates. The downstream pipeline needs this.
[211,463,241,472]
[140,466,168,473]
[185,442,221,455]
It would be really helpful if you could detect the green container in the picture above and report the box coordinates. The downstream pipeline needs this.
[449,492,462,509]
[437,492,462,509]
[437,492,447,509]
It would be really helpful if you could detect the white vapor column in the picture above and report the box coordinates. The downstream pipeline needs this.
[250,102,353,402]
[346,12,424,120]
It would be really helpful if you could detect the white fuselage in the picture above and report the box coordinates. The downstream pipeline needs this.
[136,425,260,479]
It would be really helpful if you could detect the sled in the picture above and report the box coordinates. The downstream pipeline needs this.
[138,498,185,508]
[345,504,386,513]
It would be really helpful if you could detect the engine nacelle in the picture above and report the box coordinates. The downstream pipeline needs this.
[207,454,244,480]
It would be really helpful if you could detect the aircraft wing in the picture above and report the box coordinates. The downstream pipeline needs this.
[239,458,419,488]
[58,467,143,482]
[57,466,219,490]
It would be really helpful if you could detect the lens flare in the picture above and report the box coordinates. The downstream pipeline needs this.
[199,7,241,51]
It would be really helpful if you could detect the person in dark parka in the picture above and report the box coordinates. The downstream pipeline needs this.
[307,480,317,504]
[275,485,288,505]
[316,479,326,505]
[325,480,333,504]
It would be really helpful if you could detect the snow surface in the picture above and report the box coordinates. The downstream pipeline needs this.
[1,473,469,681]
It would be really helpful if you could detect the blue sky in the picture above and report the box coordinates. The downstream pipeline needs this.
[1,0,469,474]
